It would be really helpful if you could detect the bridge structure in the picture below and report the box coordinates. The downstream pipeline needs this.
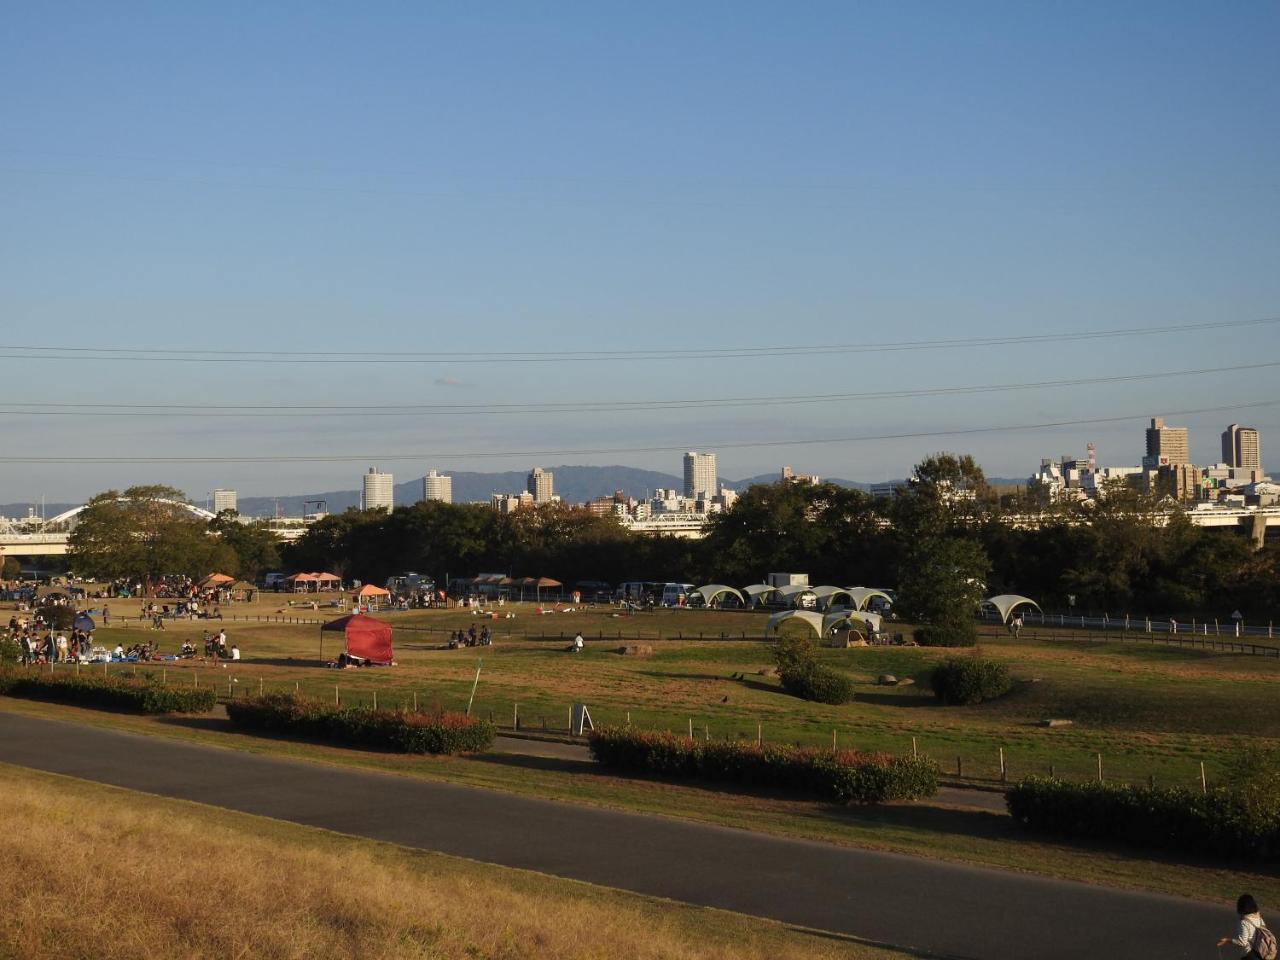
[0,503,314,560]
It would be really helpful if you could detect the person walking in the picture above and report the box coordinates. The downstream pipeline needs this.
[1218,894,1275,959]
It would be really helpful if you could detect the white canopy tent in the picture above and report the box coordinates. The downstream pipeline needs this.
[765,609,825,638]
[742,584,782,607]
[693,584,746,608]
[810,586,855,611]
[983,594,1042,624]
[775,584,818,608]
[844,587,895,612]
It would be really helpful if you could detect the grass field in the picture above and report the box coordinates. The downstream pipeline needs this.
[8,595,1280,905]
[44,595,1280,787]
[0,763,902,960]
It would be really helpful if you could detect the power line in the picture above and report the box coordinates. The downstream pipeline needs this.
[1,399,1273,464]
[1,316,1276,365]
[0,359,1274,417]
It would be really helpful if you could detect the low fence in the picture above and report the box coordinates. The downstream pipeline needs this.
[5,659,1237,793]
[1008,609,1278,639]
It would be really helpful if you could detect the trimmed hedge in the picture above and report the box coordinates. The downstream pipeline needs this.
[588,727,937,804]
[0,668,217,714]
[930,656,1012,705]
[1007,776,1280,860]
[226,692,495,755]
[913,622,978,647]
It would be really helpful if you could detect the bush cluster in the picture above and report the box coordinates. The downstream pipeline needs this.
[772,635,855,705]
[225,692,495,755]
[1006,776,1280,860]
[913,621,978,647]
[588,727,937,804]
[780,665,856,705]
[930,656,1012,705]
[0,668,217,714]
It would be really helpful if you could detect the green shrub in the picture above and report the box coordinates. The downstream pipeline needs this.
[780,664,855,704]
[1006,776,1280,860]
[913,621,978,647]
[930,656,1012,705]
[226,692,494,755]
[588,727,936,804]
[0,668,216,714]
[772,635,855,705]
[0,637,20,666]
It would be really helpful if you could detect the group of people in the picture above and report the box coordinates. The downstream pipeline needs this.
[447,625,492,649]
[9,624,98,664]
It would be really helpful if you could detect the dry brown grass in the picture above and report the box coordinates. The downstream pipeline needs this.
[0,764,898,960]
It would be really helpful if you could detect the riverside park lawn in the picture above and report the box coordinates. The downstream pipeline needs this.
[7,595,1280,903]
[66,595,1280,787]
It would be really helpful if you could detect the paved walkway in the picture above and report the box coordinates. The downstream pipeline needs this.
[0,712,1225,959]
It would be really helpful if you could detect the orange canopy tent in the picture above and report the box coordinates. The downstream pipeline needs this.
[200,573,235,587]
[356,584,391,598]
[320,614,394,666]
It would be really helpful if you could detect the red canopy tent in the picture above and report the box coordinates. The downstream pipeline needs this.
[320,614,394,666]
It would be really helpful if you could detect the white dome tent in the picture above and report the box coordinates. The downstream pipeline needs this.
[692,584,746,608]
[983,594,1042,624]
[764,610,826,638]
[810,586,855,611]
[844,587,895,612]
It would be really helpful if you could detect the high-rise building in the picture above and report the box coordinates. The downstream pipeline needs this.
[422,470,453,504]
[527,466,554,503]
[361,467,394,513]
[1144,417,1189,468]
[1222,424,1261,471]
[211,489,237,514]
[683,451,717,500]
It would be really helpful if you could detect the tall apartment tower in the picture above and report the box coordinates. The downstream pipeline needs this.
[361,467,394,513]
[1221,424,1261,471]
[422,469,453,504]
[211,488,237,514]
[1144,417,1190,467]
[527,466,554,503]
[683,451,717,499]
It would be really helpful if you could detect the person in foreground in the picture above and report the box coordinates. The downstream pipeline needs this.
[1218,894,1276,959]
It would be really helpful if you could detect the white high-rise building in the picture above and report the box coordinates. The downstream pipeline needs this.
[683,451,717,500]
[527,466,554,503]
[422,470,453,504]
[1222,424,1261,471]
[361,467,394,513]
[211,489,237,514]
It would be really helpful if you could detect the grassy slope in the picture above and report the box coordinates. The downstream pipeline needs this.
[0,762,904,960]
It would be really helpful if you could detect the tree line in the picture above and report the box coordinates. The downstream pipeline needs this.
[62,465,1280,619]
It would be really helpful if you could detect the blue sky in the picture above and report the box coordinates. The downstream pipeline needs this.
[2,2,1278,502]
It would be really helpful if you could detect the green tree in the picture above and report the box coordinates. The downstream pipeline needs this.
[208,511,281,581]
[896,536,990,641]
[1,557,20,580]
[67,485,229,591]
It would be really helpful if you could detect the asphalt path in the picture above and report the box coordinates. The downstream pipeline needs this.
[0,712,1226,959]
